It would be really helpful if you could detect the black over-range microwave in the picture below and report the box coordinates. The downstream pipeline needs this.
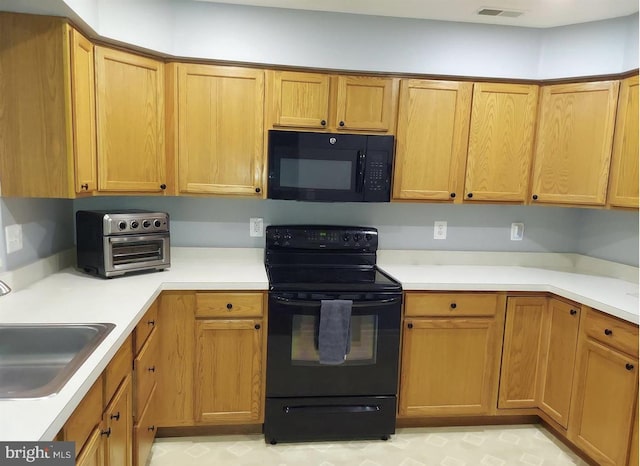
[267,130,394,202]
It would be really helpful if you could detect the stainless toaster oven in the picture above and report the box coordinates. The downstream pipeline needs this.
[76,210,170,278]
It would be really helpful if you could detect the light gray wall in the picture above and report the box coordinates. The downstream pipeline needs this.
[576,209,639,267]
[73,196,583,250]
[0,198,75,272]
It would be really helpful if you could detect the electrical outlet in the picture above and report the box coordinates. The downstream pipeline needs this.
[5,224,23,254]
[434,221,447,240]
[511,222,524,241]
[249,218,264,237]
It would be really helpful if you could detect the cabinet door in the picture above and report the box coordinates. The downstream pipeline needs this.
[569,338,638,465]
[195,319,263,424]
[69,27,97,194]
[465,83,538,202]
[608,75,639,208]
[393,80,472,201]
[105,374,133,466]
[269,70,330,129]
[76,427,105,466]
[531,81,619,205]
[95,47,165,192]
[177,64,264,195]
[538,299,580,428]
[156,292,195,427]
[134,384,157,466]
[498,297,547,409]
[399,317,500,416]
[335,76,398,132]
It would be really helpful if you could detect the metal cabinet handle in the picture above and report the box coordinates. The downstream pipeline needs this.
[101,428,111,437]
[147,320,155,326]
[450,303,457,309]
[339,121,345,127]
[226,303,233,310]
[81,183,89,190]
[570,309,577,315]
[320,119,326,126]
[407,323,413,329]
[255,324,261,330]
[532,194,539,200]
[160,184,167,190]
[450,193,456,198]
[626,363,635,371]
[110,412,120,421]
[148,425,156,432]
[148,366,156,372]
[604,328,613,336]
[467,193,473,199]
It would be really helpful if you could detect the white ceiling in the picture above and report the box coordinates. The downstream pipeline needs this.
[193,0,639,28]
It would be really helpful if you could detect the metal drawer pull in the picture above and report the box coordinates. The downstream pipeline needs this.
[450,303,457,309]
[110,412,120,421]
[227,303,233,310]
[604,328,613,336]
[148,366,156,372]
[147,320,155,326]
[626,363,635,371]
[101,428,111,437]
[148,426,156,432]
[570,309,577,315]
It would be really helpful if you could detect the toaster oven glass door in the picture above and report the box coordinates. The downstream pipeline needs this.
[104,233,170,275]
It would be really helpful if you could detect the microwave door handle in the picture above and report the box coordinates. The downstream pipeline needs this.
[356,151,366,193]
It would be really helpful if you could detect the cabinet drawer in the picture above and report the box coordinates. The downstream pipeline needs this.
[134,384,157,466]
[405,293,498,317]
[584,308,639,357]
[195,292,263,318]
[105,335,133,403]
[63,375,103,458]
[134,299,158,354]
[134,327,158,420]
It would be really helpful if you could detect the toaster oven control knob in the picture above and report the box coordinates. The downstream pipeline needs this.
[365,234,372,241]
[142,220,151,229]
[353,234,361,241]
[130,221,139,229]
[118,221,127,231]
[343,234,350,242]
[154,220,162,228]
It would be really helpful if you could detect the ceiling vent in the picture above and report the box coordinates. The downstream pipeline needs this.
[477,8,524,18]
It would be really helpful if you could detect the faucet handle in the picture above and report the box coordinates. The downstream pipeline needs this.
[0,280,11,296]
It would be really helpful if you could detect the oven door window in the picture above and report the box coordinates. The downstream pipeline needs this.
[291,314,378,366]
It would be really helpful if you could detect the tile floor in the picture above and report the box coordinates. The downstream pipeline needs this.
[149,425,589,466]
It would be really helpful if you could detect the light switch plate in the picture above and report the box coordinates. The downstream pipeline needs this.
[5,224,23,253]
[434,221,447,240]
[511,222,524,241]
[250,218,264,237]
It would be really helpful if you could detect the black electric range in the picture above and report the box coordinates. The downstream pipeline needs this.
[263,225,402,444]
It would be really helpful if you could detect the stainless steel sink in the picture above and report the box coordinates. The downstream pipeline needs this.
[0,323,115,399]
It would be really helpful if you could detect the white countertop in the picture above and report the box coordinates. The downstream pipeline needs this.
[0,247,637,442]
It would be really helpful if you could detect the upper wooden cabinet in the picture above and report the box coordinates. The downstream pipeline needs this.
[530,81,620,206]
[608,75,639,208]
[0,13,96,198]
[175,64,265,196]
[267,70,398,134]
[269,71,330,129]
[393,80,473,201]
[464,83,538,202]
[95,47,166,193]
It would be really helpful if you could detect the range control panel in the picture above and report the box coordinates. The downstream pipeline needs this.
[266,225,378,251]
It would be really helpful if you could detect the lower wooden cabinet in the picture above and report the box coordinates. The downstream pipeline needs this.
[104,374,133,466]
[399,293,505,417]
[538,298,580,428]
[568,315,639,466]
[194,318,264,423]
[498,296,547,409]
[76,427,105,466]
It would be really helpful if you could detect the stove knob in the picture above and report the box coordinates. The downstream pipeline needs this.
[130,221,139,229]
[142,220,151,229]
[118,221,127,231]
[154,220,162,228]
[343,234,350,242]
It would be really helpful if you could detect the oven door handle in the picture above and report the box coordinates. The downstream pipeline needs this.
[272,296,401,307]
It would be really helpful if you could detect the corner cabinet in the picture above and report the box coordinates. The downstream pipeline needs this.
[266,70,398,133]
[530,81,619,206]
[464,83,538,202]
[608,75,639,208]
[174,64,265,196]
[95,47,166,193]
[393,80,472,201]
[0,13,96,198]
[399,293,505,416]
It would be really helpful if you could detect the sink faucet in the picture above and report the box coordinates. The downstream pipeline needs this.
[0,280,10,296]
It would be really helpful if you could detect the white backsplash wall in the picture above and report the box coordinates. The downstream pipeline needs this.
[72,196,636,266]
[576,209,640,266]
